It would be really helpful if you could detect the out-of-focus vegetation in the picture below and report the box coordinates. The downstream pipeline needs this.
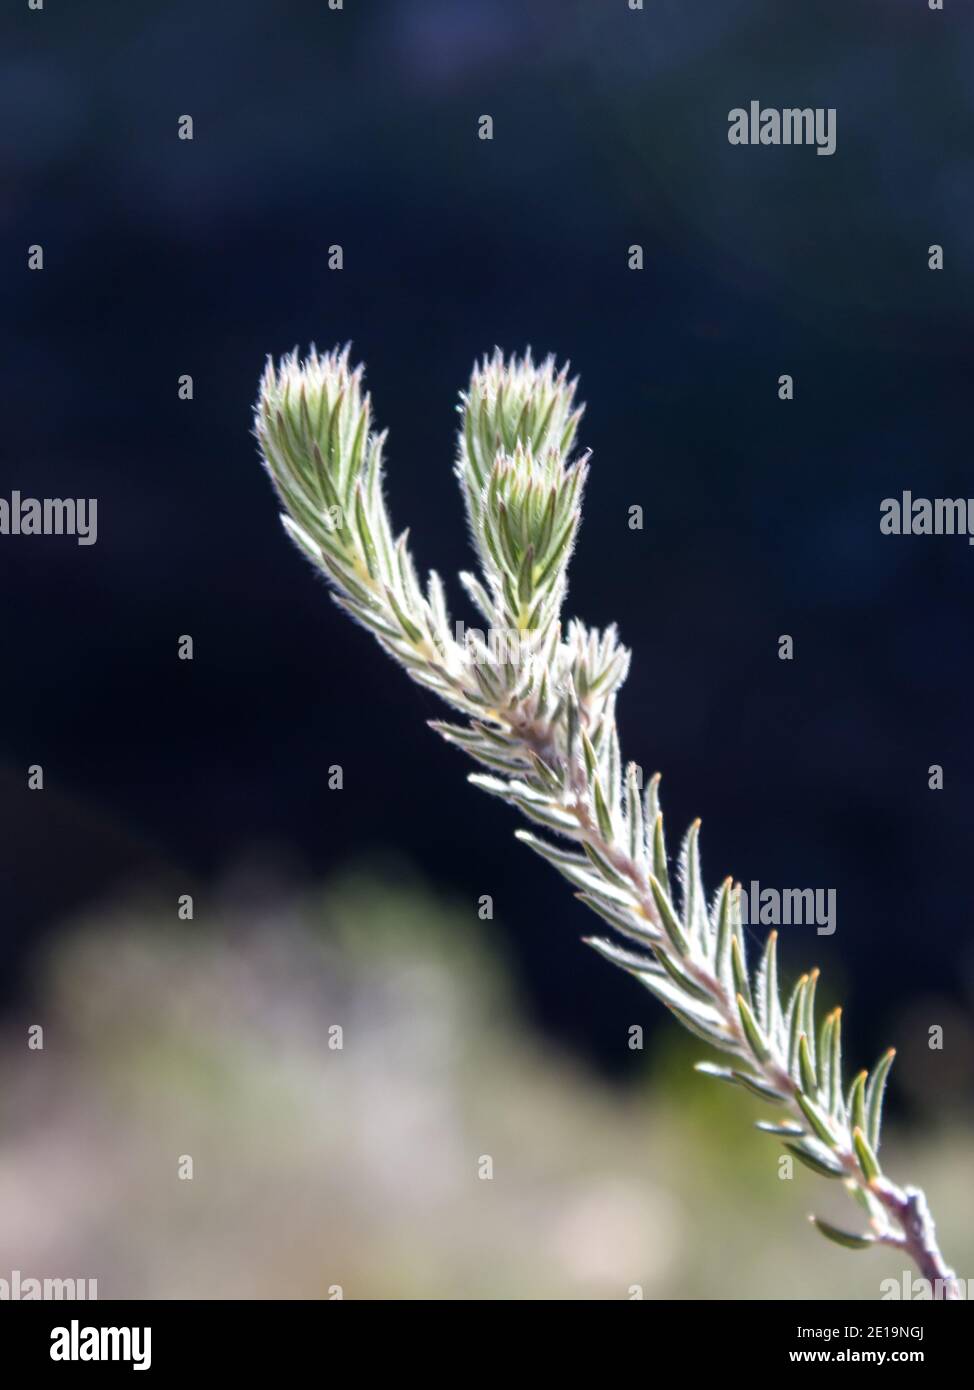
[1,869,970,1299]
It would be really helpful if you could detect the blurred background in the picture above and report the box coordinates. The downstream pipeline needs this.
[1,0,972,1297]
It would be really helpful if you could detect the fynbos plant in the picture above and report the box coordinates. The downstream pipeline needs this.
[254,345,959,1298]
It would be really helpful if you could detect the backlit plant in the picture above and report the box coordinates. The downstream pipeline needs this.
[254,345,959,1298]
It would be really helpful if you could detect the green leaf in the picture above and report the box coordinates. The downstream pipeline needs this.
[829,1008,844,1120]
[645,772,662,832]
[325,387,346,485]
[527,750,562,791]
[852,1126,882,1183]
[810,1216,876,1250]
[565,685,580,766]
[333,595,401,644]
[798,1033,817,1096]
[794,1091,837,1148]
[713,878,733,981]
[818,1010,835,1096]
[580,729,598,781]
[652,814,670,897]
[515,828,585,870]
[695,1063,787,1103]
[679,819,706,942]
[731,934,751,1005]
[648,874,690,956]
[732,1071,788,1103]
[508,796,582,834]
[848,1069,868,1137]
[533,513,576,590]
[480,515,507,582]
[737,993,771,1063]
[755,1119,805,1136]
[584,936,659,976]
[536,486,557,558]
[353,485,379,578]
[803,968,820,1073]
[430,719,501,749]
[581,840,632,892]
[786,976,809,1078]
[516,543,535,606]
[574,892,659,945]
[323,556,374,608]
[636,973,726,1039]
[349,396,370,479]
[865,1048,896,1153]
[695,1061,736,1086]
[592,775,614,842]
[496,498,520,572]
[607,726,622,810]
[625,764,644,865]
[663,998,730,1047]
[754,930,779,1037]
[527,844,633,900]
[384,585,425,645]
[654,943,714,1003]
[784,1141,846,1180]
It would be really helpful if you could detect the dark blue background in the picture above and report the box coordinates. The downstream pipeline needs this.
[2,0,972,1086]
